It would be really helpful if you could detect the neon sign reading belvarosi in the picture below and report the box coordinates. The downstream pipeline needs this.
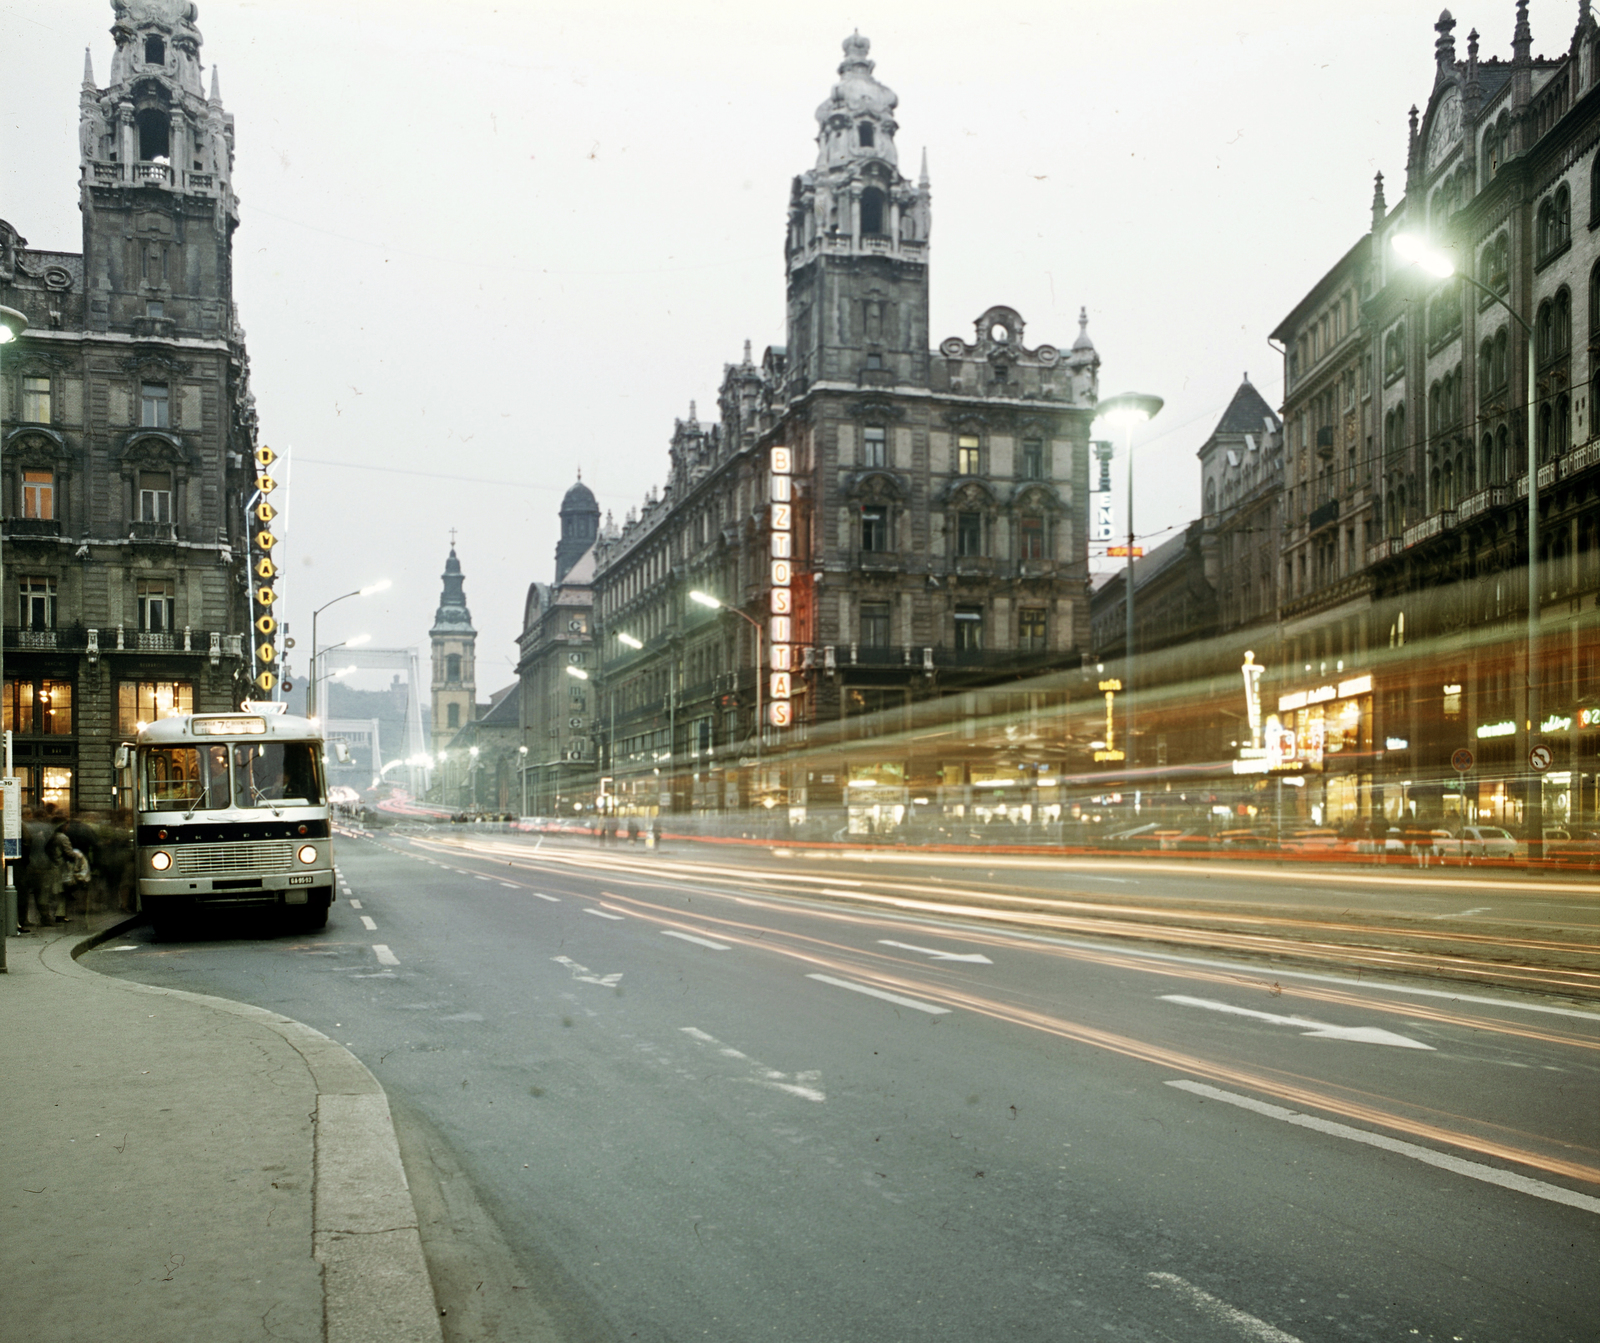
[768,446,794,728]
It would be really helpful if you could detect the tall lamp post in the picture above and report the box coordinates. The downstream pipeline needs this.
[689,590,763,779]
[2,304,28,947]
[308,579,390,718]
[518,743,528,818]
[1392,234,1543,863]
[1093,393,1164,771]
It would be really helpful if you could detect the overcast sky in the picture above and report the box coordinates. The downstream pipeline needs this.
[4,0,1511,693]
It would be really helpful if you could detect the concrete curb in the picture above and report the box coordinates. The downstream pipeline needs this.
[58,926,444,1343]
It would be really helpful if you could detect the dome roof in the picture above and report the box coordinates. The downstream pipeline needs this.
[561,478,598,513]
[816,32,898,126]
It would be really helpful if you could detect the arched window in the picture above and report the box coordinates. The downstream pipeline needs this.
[1538,401,1553,461]
[1493,328,1509,391]
[1554,287,1572,356]
[1482,433,1495,487]
[1556,391,1571,455]
[136,108,169,161]
[1442,459,1455,511]
[1497,426,1510,483]
[859,188,885,236]
[1537,299,1555,364]
[1537,184,1572,259]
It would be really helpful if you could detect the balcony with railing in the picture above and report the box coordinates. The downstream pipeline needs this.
[3,517,63,539]
[1402,511,1454,548]
[1455,485,1511,521]
[129,520,179,542]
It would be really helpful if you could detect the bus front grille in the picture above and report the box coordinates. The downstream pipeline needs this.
[174,841,294,875]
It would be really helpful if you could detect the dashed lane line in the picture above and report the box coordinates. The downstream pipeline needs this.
[805,973,950,1015]
[584,909,626,921]
[360,915,378,932]
[348,899,361,909]
[1145,1273,1303,1343]
[531,892,560,903]
[372,945,400,966]
[1166,1080,1600,1215]
[661,929,732,951]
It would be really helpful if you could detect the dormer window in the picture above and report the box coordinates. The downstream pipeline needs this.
[145,35,165,65]
[858,122,874,148]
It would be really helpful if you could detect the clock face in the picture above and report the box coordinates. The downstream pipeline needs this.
[1427,89,1462,173]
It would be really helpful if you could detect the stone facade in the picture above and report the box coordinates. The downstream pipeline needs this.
[1268,3,1600,830]
[0,0,255,817]
[583,35,1099,820]
[514,490,598,816]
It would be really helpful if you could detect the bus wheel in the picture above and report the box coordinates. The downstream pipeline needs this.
[150,915,184,942]
[290,900,328,934]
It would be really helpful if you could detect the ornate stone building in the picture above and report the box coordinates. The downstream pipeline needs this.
[515,479,599,817]
[0,0,255,815]
[581,35,1100,823]
[1270,3,1600,830]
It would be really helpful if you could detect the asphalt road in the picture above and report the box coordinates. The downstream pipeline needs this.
[86,829,1600,1343]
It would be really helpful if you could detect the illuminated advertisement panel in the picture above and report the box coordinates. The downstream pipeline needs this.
[768,446,793,727]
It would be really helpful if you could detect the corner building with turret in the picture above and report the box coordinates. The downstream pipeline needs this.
[579,35,1100,825]
[0,0,256,815]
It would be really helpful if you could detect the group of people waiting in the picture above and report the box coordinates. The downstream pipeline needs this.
[13,807,118,932]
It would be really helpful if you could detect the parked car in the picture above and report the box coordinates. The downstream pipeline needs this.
[1456,825,1519,862]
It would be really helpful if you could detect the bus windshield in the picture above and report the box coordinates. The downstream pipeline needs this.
[232,741,324,808]
[142,745,231,811]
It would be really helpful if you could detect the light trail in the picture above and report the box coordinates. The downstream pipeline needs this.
[393,832,1600,996]
[580,886,1600,1188]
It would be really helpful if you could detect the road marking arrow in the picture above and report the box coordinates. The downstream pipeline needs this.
[1160,995,1434,1049]
[877,939,992,964]
[552,954,622,987]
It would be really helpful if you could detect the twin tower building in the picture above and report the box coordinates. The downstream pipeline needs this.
[435,33,1101,816]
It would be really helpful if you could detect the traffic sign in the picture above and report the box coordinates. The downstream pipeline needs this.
[1528,744,1553,773]
[1451,747,1474,774]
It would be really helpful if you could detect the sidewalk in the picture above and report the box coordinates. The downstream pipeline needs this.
[0,916,443,1343]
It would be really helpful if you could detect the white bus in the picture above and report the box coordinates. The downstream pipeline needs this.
[127,710,337,937]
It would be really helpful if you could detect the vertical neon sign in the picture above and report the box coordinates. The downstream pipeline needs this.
[768,446,793,727]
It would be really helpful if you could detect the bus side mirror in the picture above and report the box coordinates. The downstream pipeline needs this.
[333,741,351,764]
[114,744,131,771]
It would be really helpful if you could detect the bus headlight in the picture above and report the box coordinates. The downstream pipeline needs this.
[297,844,318,864]
[150,851,172,872]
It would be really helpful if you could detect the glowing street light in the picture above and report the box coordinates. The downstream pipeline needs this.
[617,632,643,650]
[309,579,391,719]
[1093,391,1163,770]
[1391,231,1543,862]
[690,590,763,772]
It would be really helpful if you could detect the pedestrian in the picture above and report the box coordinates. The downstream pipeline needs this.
[627,818,639,844]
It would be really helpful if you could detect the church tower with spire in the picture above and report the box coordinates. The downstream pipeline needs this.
[783,33,931,393]
[430,542,478,756]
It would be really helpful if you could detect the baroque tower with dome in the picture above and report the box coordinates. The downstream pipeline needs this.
[538,33,1102,821]
[0,0,257,814]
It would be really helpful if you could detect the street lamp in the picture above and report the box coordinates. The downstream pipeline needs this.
[690,589,763,777]
[1391,233,1543,862]
[1093,392,1164,769]
[308,580,390,719]
[617,632,643,650]
[518,743,528,818]
[468,744,480,812]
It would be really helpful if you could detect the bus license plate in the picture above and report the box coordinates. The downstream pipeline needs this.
[288,874,315,886]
